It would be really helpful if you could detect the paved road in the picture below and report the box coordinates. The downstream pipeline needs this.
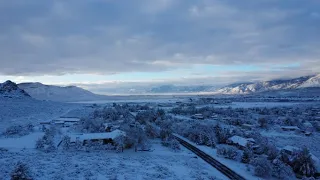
[173,134,246,180]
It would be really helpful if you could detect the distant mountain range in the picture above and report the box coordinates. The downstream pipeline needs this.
[216,74,320,94]
[1,74,319,101]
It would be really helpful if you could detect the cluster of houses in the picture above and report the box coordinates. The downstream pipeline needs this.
[40,117,81,127]
[40,117,126,147]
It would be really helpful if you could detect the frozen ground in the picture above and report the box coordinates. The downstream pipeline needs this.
[262,130,320,157]
[0,139,227,180]
[0,97,87,132]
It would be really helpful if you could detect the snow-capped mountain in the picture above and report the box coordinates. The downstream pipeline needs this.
[0,80,31,98]
[216,74,320,94]
[18,82,105,102]
[299,74,320,88]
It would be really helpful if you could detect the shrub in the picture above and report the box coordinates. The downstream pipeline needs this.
[11,161,33,180]
[241,148,254,164]
[258,118,268,128]
[169,139,180,152]
[162,137,180,152]
[61,135,71,151]
[35,133,56,153]
[217,145,239,160]
[252,157,272,178]
[291,148,316,177]
[4,125,31,137]
[272,159,295,180]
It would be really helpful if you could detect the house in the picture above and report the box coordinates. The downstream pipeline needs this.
[227,135,255,149]
[191,114,204,120]
[103,123,121,132]
[280,126,300,131]
[281,146,320,174]
[69,130,126,145]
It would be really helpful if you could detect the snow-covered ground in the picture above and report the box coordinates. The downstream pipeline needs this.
[0,97,80,132]
[0,138,227,180]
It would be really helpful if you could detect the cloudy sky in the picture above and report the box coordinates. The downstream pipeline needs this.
[0,0,319,93]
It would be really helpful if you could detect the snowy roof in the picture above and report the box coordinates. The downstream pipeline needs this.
[282,145,300,152]
[69,130,126,142]
[55,117,80,122]
[280,126,299,130]
[228,136,253,147]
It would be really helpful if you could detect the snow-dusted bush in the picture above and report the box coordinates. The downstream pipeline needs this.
[75,139,83,151]
[217,145,239,160]
[241,148,254,164]
[272,159,295,180]
[161,137,180,152]
[291,148,316,177]
[266,143,279,160]
[145,123,160,138]
[78,118,105,133]
[258,118,268,128]
[10,161,33,180]
[114,135,126,152]
[125,125,149,151]
[252,157,272,178]
[35,132,56,153]
[61,135,71,151]
[4,124,34,137]
[135,110,157,124]
[214,124,231,144]
[169,138,180,152]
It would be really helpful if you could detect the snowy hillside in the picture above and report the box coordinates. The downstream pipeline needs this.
[18,82,106,102]
[0,80,30,98]
[299,74,320,88]
[216,74,320,94]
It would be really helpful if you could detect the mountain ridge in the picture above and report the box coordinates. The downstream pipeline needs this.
[216,74,320,94]
[0,80,31,98]
[18,82,105,102]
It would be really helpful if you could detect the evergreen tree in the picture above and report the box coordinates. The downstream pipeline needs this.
[10,162,33,180]
[292,148,316,177]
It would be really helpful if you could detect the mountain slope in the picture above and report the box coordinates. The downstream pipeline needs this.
[216,74,320,94]
[18,82,105,102]
[0,80,31,98]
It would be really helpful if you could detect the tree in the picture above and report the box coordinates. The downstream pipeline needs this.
[252,157,272,178]
[11,161,33,180]
[217,145,239,160]
[272,159,295,180]
[292,148,316,177]
[61,135,71,151]
[241,147,253,164]
[258,118,268,128]
[114,135,126,152]
[214,124,231,144]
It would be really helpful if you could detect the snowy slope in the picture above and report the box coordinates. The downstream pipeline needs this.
[18,82,106,102]
[299,74,320,88]
[216,74,320,94]
[0,80,30,98]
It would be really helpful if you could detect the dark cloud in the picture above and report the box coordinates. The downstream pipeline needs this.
[0,0,319,76]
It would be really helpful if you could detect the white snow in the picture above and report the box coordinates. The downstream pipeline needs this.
[0,132,44,149]
[69,130,126,143]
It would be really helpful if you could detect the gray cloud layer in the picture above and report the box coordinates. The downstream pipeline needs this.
[0,0,319,77]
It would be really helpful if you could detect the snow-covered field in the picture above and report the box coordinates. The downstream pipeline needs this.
[0,97,81,132]
[0,139,226,180]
